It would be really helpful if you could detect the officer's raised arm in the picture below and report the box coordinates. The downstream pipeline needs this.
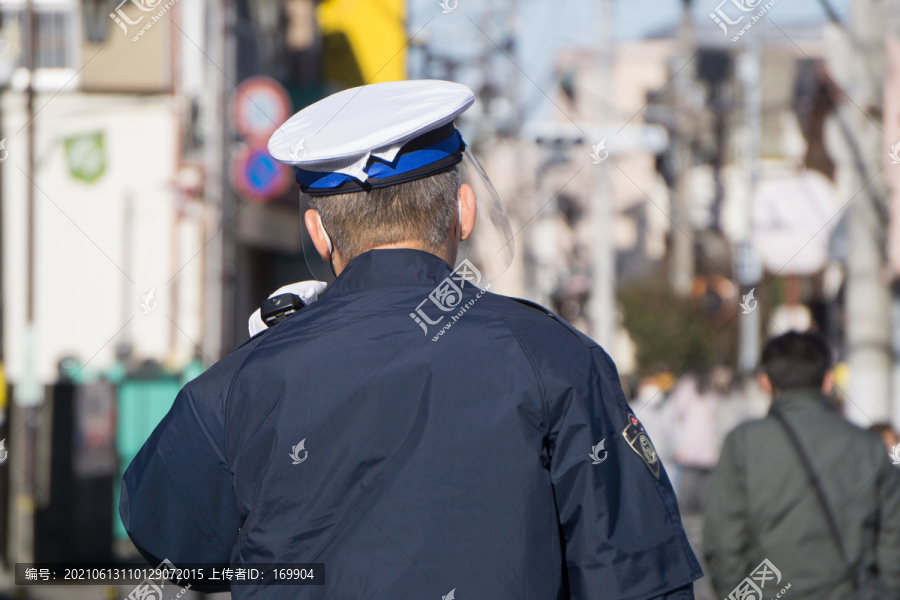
[119,347,249,572]
[546,340,702,599]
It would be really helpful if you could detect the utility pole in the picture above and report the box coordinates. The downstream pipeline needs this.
[838,0,892,425]
[12,0,39,564]
[735,19,762,375]
[886,0,900,430]
[586,0,615,348]
[201,0,235,363]
[669,0,696,297]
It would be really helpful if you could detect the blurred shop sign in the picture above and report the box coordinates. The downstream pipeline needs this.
[526,122,669,155]
[73,382,117,477]
[232,76,293,142]
[64,132,106,184]
[231,145,292,202]
[752,168,836,275]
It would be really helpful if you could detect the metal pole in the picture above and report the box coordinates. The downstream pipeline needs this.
[843,0,891,424]
[669,0,695,297]
[587,0,615,348]
[14,0,39,564]
[201,0,229,364]
[887,0,900,431]
[25,3,34,328]
[736,22,762,375]
[221,0,237,355]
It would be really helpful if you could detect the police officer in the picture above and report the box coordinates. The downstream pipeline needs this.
[120,80,702,599]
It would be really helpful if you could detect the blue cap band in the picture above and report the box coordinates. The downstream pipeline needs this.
[295,125,464,195]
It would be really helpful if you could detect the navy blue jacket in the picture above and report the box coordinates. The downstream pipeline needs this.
[120,249,702,599]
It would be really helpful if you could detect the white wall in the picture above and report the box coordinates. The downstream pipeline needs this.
[2,92,204,388]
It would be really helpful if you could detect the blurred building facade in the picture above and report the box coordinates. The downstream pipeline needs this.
[0,0,390,565]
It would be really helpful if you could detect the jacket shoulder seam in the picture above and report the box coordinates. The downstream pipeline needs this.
[223,336,269,467]
[496,311,549,426]
[506,296,598,349]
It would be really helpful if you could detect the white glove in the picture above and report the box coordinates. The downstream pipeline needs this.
[248,280,328,337]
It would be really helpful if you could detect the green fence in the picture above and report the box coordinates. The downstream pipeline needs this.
[113,361,204,540]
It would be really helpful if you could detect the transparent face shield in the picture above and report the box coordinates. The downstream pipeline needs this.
[298,146,515,286]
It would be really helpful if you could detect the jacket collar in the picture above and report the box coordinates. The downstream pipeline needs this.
[318,248,454,300]
[769,387,830,413]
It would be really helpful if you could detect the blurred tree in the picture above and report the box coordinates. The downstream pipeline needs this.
[618,278,722,378]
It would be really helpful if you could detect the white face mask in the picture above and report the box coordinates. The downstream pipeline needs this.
[314,211,338,278]
[315,211,333,254]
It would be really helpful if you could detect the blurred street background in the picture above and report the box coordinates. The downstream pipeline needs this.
[0,0,896,597]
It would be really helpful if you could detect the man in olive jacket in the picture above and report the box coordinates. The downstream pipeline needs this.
[704,332,900,600]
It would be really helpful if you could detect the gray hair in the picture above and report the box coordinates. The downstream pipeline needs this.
[309,168,460,264]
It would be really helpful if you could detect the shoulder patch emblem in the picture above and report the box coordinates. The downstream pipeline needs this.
[622,413,660,479]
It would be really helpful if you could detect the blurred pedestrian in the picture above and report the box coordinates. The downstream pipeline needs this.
[669,369,720,513]
[704,331,900,600]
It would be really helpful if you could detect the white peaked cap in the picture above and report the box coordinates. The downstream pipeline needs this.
[267,80,474,185]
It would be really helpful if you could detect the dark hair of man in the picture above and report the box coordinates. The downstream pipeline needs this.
[759,331,833,391]
[308,168,460,264]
